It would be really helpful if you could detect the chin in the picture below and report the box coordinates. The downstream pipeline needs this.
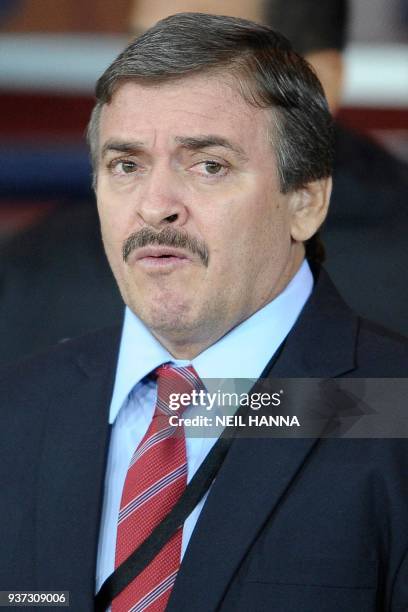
[131,295,197,334]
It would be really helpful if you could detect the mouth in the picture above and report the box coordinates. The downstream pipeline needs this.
[132,246,192,270]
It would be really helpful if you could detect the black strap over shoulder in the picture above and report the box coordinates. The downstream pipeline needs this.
[94,346,285,611]
[94,421,236,611]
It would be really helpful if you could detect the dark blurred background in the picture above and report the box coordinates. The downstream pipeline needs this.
[1,0,406,241]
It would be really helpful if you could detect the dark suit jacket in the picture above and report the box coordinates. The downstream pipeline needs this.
[1,269,408,611]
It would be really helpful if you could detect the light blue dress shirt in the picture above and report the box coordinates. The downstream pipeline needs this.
[96,260,313,591]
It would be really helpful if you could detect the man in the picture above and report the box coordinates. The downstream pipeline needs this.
[1,13,407,612]
[0,0,262,367]
[2,0,407,369]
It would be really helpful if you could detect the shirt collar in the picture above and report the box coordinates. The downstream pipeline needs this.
[109,259,313,423]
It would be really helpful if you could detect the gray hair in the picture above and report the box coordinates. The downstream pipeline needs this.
[87,12,334,195]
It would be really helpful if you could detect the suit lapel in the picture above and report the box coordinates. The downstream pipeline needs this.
[168,436,322,612]
[168,269,359,612]
[35,327,121,609]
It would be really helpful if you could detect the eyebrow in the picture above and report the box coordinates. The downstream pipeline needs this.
[101,135,249,162]
[101,140,145,159]
[175,135,249,161]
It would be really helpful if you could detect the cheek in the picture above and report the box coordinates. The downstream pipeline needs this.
[242,203,291,266]
[201,199,259,265]
[97,191,126,245]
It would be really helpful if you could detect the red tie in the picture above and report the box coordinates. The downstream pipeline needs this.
[112,364,202,612]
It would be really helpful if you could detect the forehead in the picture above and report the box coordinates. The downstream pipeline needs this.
[98,75,272,154]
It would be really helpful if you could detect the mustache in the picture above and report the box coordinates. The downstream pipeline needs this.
[122,227,209,267]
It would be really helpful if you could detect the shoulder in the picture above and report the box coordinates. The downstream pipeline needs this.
[354,317,408,376]
[0,325,121,394]
[293,266,408,377]
[0,326,121,462]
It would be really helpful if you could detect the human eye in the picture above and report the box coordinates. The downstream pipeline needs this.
[191,159,230,178]
[107,158,143,176]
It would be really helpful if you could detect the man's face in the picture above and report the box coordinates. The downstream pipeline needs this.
[96,75,303,357]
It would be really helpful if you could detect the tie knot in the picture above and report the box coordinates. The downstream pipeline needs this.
[154,364,203,415]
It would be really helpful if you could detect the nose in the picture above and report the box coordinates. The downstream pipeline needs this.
[137,165,188,229]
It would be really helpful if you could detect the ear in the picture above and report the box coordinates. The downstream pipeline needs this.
[289,177,332,243]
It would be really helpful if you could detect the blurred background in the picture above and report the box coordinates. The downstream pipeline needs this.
[0,0,407,364]
[1,0,407,240]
